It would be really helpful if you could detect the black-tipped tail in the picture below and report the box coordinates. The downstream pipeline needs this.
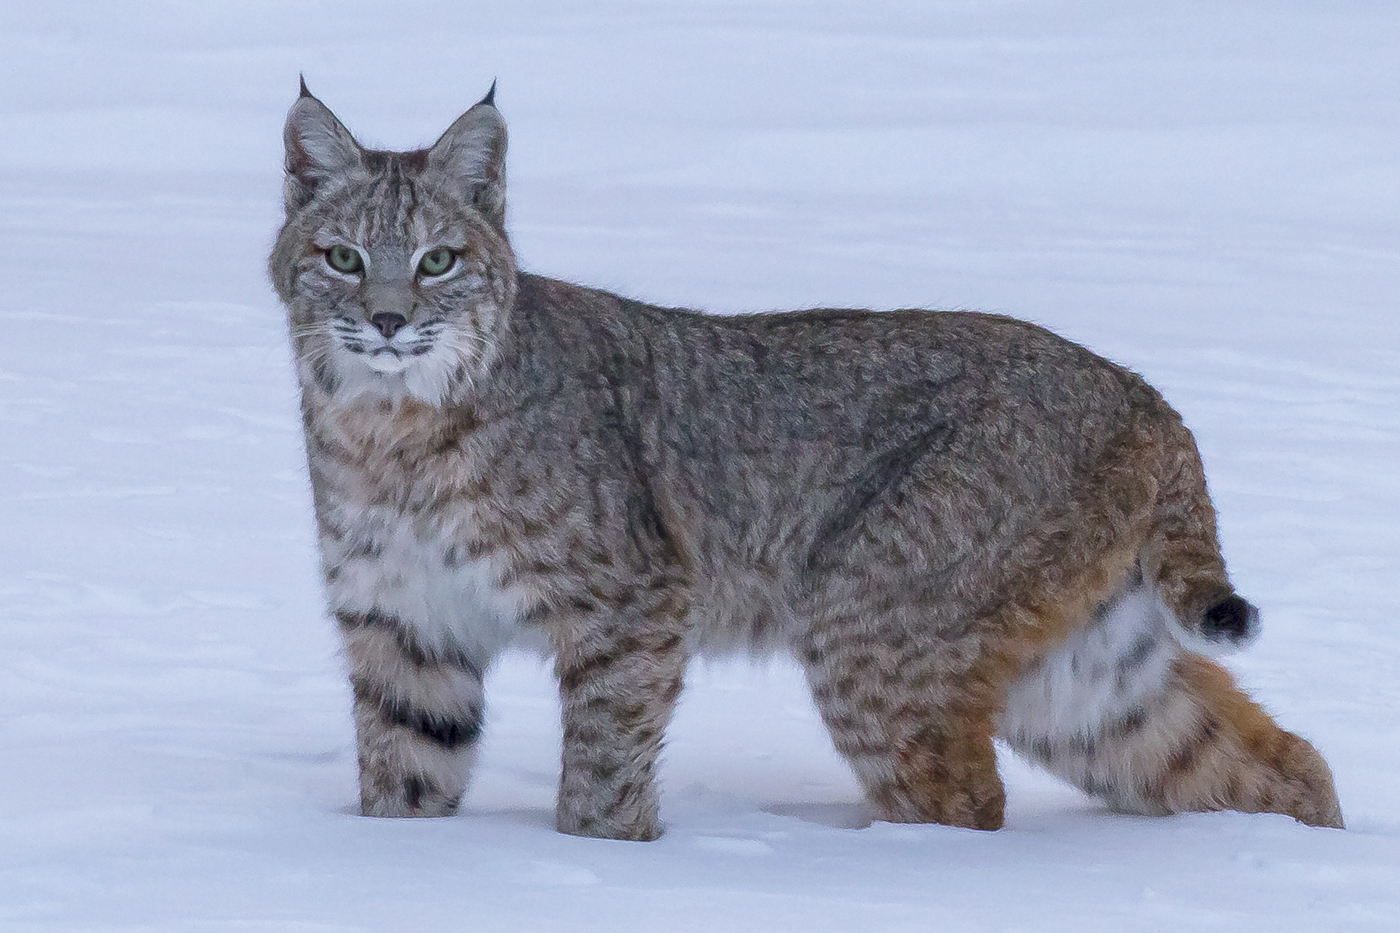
[1200,594,1260,647]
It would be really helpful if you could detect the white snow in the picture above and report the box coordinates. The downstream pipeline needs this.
[3,1,1398,930]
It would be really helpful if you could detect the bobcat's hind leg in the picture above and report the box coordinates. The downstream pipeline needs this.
[1002,589,1343,828]
[1161,653,1342,827]
[339,610,487,818]
[798,607,1007,831]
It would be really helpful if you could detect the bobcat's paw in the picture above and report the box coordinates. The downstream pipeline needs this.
[555,806,662,841]
[361,774,462,818]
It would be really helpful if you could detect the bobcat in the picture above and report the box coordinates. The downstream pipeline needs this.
[268,80,1343,839]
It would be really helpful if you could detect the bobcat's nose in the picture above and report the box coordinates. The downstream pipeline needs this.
[370,312,408,339]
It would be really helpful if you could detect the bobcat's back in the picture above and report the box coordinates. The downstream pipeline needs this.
[496,273,1151,657]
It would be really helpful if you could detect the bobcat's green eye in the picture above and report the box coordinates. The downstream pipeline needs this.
[325,245,364,275]
[418,248,456,277]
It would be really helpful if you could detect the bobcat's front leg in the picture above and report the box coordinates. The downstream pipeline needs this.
[338,610,487,817]
[551,586,690,841]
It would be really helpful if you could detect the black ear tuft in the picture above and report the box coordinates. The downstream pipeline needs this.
[299,73,313,99]
[478,79,498,109]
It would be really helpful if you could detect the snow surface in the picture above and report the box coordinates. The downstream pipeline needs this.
[3,1,1398,930]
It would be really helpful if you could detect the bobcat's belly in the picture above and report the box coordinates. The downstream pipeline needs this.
[1000,584,1179,744]
[321,502,530,665]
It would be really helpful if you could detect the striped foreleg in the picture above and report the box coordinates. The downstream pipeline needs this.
[338,610,486,817]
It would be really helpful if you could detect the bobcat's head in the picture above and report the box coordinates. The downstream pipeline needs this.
[270,80,515,406]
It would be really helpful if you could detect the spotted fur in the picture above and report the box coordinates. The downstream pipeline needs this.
[268,84,1342,838]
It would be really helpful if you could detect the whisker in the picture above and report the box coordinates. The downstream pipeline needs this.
[288,322,333,340]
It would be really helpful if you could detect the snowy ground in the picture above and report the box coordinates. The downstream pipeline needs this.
[3,1,1398,930]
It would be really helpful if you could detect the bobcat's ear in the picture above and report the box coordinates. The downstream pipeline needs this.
[282,79,363,215]
[427,83,508,230]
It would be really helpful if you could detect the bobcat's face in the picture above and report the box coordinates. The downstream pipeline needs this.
[283,169,514,405]
[271,84,513,406]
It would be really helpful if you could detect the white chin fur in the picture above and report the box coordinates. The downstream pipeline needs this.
[319,350,461,407]
[362,352,411,374]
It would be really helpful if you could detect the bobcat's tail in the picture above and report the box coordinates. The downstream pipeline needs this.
[1127,383,1259,653]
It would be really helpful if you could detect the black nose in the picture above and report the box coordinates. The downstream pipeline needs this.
[370,312,408,339]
